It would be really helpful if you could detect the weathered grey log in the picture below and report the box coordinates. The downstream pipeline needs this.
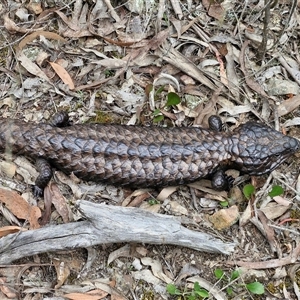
[0,200,235,264]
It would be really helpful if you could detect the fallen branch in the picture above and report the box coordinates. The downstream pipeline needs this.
[0,200,235,264]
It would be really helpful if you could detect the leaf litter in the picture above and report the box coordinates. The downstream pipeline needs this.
[0,0,300,299]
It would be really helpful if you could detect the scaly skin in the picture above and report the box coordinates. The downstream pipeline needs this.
[0,118,298,191]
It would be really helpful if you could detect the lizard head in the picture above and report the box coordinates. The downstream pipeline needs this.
[230,122,300,176]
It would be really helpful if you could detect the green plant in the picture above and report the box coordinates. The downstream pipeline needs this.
[220,200,229,207]
[148,198,159,205]
[243,183,285,199]
[166,282,209,299]
[268,185,284,197]
[166,269,265,299]
[242,184,255,199]
[152,91,181,123]
[214,268,265,296]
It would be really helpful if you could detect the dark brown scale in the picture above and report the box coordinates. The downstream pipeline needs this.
[0,118,298,194]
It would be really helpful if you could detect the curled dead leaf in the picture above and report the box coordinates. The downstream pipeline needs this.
[53,260,70,289]
[18,31,66,51]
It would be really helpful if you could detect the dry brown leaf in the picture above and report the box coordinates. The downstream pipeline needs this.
[111,291,127,300]
[188,181,228,199]
[0,226,27,238]
[159,44,216,90]
[256,210,278,253]
[278,55,300,86]
[175,263,201,284]
[18,31,66,51]
[141,257,172,283]
[18,52,50,82]
[89,20,118,38]
[3,13,37,34]
[126,192,150,207]
[107,244,131,265]
[240,40,272,101]
[126,29,169,63]
[156,186,178,201]
[225,43,240,99]
[168,201,188,215]
[278,95,300,117]
[260,202,292,220]
[159,109,177,120]
[103,0,120,22]
[228,244,300,269]
[122,189,151,206]
[64,292,102,300]
[0,277,17,299]
[202,0,226,20]
[48,183,70,223]
[273,196,293,206]
[239,200,252,226]
[49,61,75,90]
[55,10,80,31]
[53,260,70,289]
[40,185,52,225]
[28,206,41,229]
[0,189,41,229]
[55,0,92,38]
[187,276,227,299]
[170,0,183,19]
[87,289,109,299]
[94,281,114,294]
[153,73,180,91]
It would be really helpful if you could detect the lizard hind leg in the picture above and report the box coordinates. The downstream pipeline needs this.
[34,158,53,196]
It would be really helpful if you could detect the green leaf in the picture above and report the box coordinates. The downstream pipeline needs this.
[152,109,161,116]
[230,269,241,281]
[194,289,209,298]
[193,282,209,298]
[268,185,284,197]
[220,201,228,207]
[194,281,201,291]
[148,198,158,205]
[155,86,165,96]
[166,283,181,295]
[246,282,265,295]
[166,92,181,107]
[243,184,255,199]
[214,268,224,279]
[153,115,164,123]
[226,286,233,295]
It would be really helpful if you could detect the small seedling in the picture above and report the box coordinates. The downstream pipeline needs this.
[243,184,255,199]
[152,92,181,123]
[268,185,284,197]
[148,198,159,205]
[214,268,265,296]
[166,92,181,107]
[167,282,209,299]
